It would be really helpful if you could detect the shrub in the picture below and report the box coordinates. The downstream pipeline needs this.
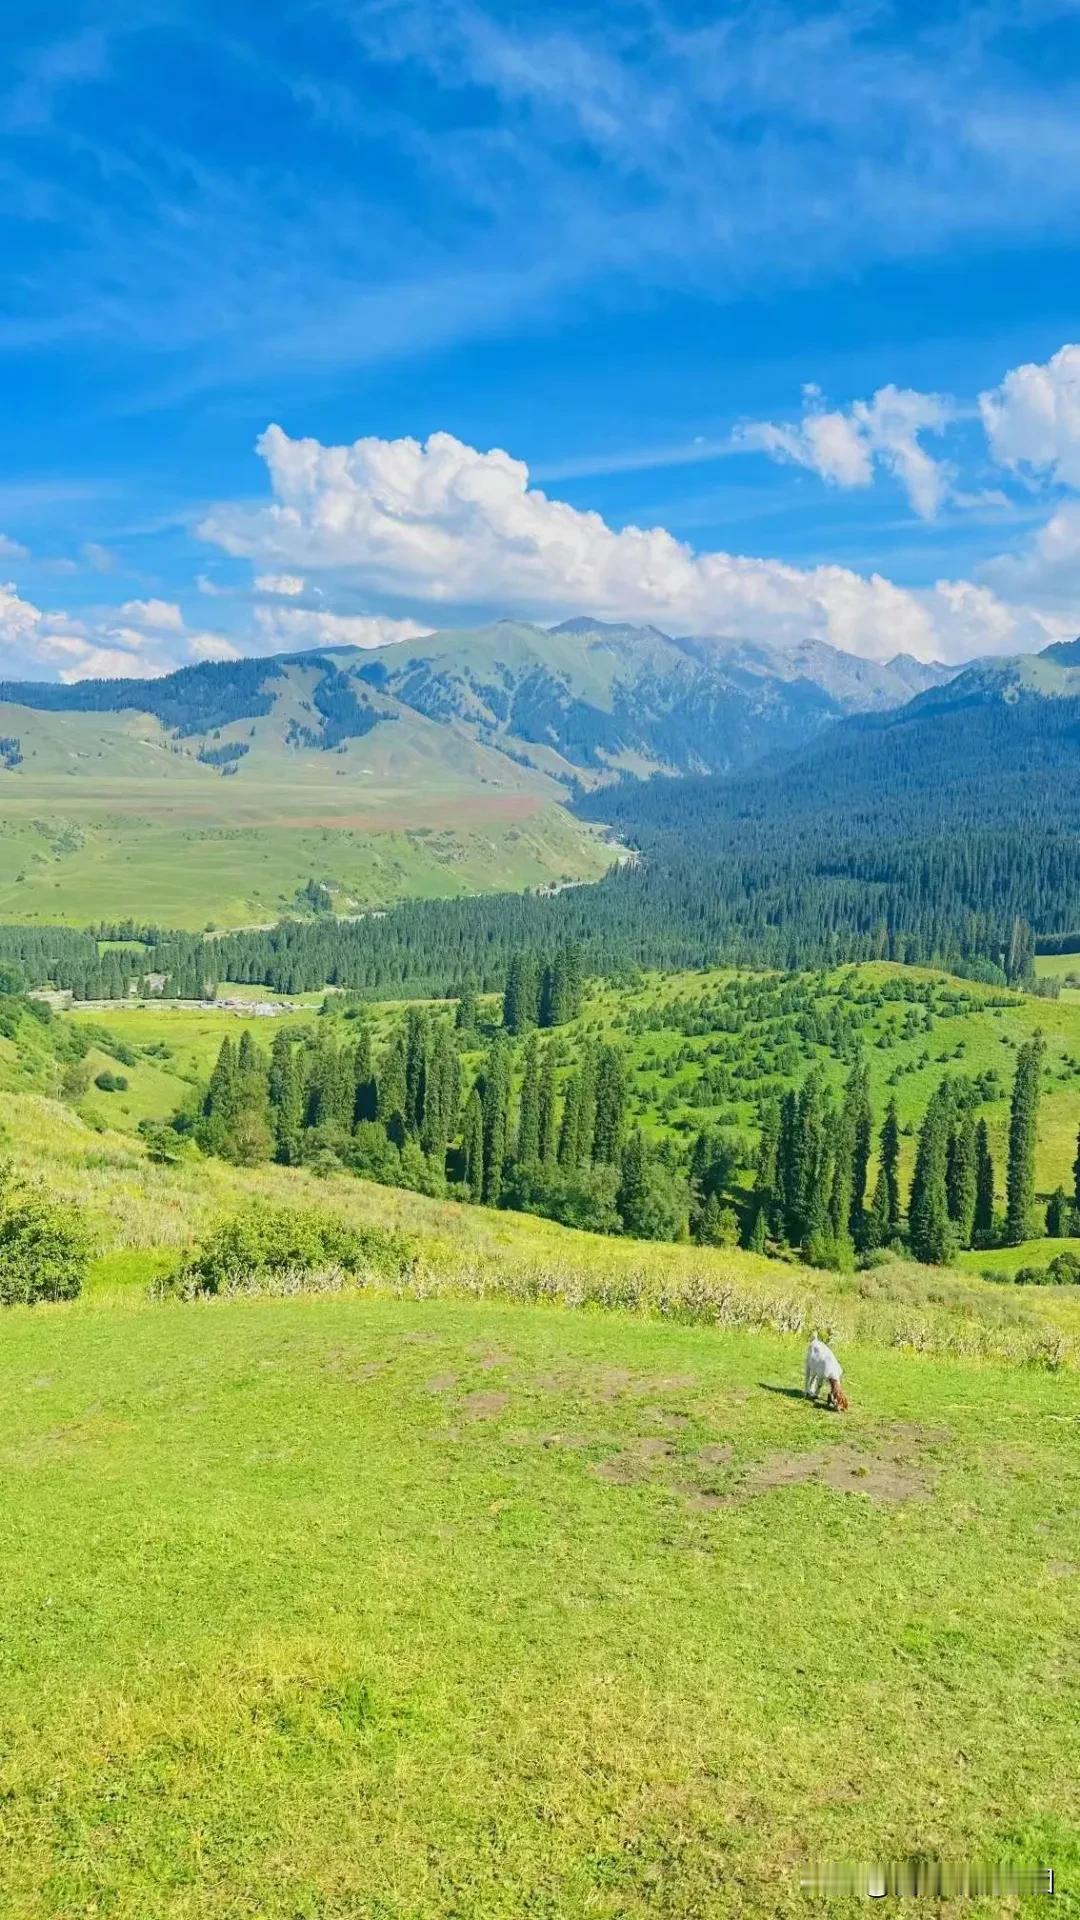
[0,1167,88,1305]
[157,1205,418,1300]
[94,1070,128,1092]
[1014,1252,1080,1286]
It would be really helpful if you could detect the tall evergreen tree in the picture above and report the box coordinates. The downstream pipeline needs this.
[592,1044,627,1163]
[1005,1034,1044,1245]
[946,1106,978,1248]
[404,1008,429,1137]
[973,1117,995,1244]
[753,1098,781,1235]
[455,980,479,1037]
[462,1087,484,1202]
[516,1033,541,1164]
[503,952,541,1036]
[827,1093,856,1265]
[846,1055,873,1234]
[537,1042,558,1165]
[353,1025,377,1124]
[376,1031,408,1146]
[268,1028,303,1165]
[776,1087,800,1244]
[557,1067,583,1171]
[909,1080,956,1264]
[879,1098,902,1237]
[481,1035,512,1205]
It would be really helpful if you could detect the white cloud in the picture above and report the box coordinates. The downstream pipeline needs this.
[118,597,184,631]
[739,383,955,518]
[196,573,231,597]
[979,344,1080,488]
[254,572,306,597]
[81,541,116,573]
[254,607,429,652]
[198,422,1048,664]
[0,534,29,561]
[185,632,243,662]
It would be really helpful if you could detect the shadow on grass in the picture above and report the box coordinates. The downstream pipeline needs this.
[757,1383,827,1406]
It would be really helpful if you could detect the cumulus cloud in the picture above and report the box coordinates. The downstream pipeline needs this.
[254,606,429,652]
[185,631,243,662]
[739,383,955,518]
[0,580,243,680]
[254,572,306,596]
[197,422,1050,663]
[117,597,184,631]
[979,344,1080,488]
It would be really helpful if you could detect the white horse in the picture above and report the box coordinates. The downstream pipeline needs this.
[804,1336,846,1408]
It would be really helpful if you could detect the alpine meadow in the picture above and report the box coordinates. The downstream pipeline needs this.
[4,5,1080,1915]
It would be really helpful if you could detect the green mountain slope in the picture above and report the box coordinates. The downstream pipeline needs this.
[0,621,958,928]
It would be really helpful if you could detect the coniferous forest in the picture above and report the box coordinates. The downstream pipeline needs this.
[171,949,1080,1277]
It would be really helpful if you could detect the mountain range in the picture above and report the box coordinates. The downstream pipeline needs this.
[0,616,957,791]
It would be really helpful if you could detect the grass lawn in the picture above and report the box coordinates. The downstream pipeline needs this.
[0,1289,1076,1918]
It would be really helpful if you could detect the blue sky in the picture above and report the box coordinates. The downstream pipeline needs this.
[4,0,1080,676]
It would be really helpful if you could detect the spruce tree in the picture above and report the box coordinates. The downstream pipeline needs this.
[537,1042,558,1164]
[404,1009,429,1137]
[879,1098,901,1236]
[846,1055,873,1234]
[909,1080,956,1264]
[1006,1034,1043,1245]
[754,1099,781,1235]
[455,981,479,1037]
[776,1087,800,1244]
[376,1031,408,1146]
[481,1035,512,1205]
[828,1093,856,1257]
[268,1029,303,1165]
[592,1044,627,1163]
[946,1107,978,1248]
[353,1026,377,1124]
[973,1117,995,1244]
[516,1034,541,1164]
[503,952,540,1036]
[1046,1186,1069,1238]
[557,1067,583,1171]
[863,1164,891,1252]
[462,1088,484,1202]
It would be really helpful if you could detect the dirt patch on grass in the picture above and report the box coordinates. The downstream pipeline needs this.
[461,1390,510,1420]
[696,1444,734,1467]
[476,1351,513,1372]
[644,1407,690,1431]
[732,1445,932,1506]
[425,1372,458,1394]
[591,1436,676,1485]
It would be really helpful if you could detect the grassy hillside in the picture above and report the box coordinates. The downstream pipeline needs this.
[2,971,1077,1909]
[0,678,608,928]
[0,1278,1077,1916]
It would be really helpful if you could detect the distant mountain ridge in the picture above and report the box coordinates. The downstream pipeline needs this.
[0,617,961,788]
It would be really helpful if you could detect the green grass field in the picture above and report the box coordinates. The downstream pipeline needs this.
[0,1285,1076,1917]
[0,699,608,927]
